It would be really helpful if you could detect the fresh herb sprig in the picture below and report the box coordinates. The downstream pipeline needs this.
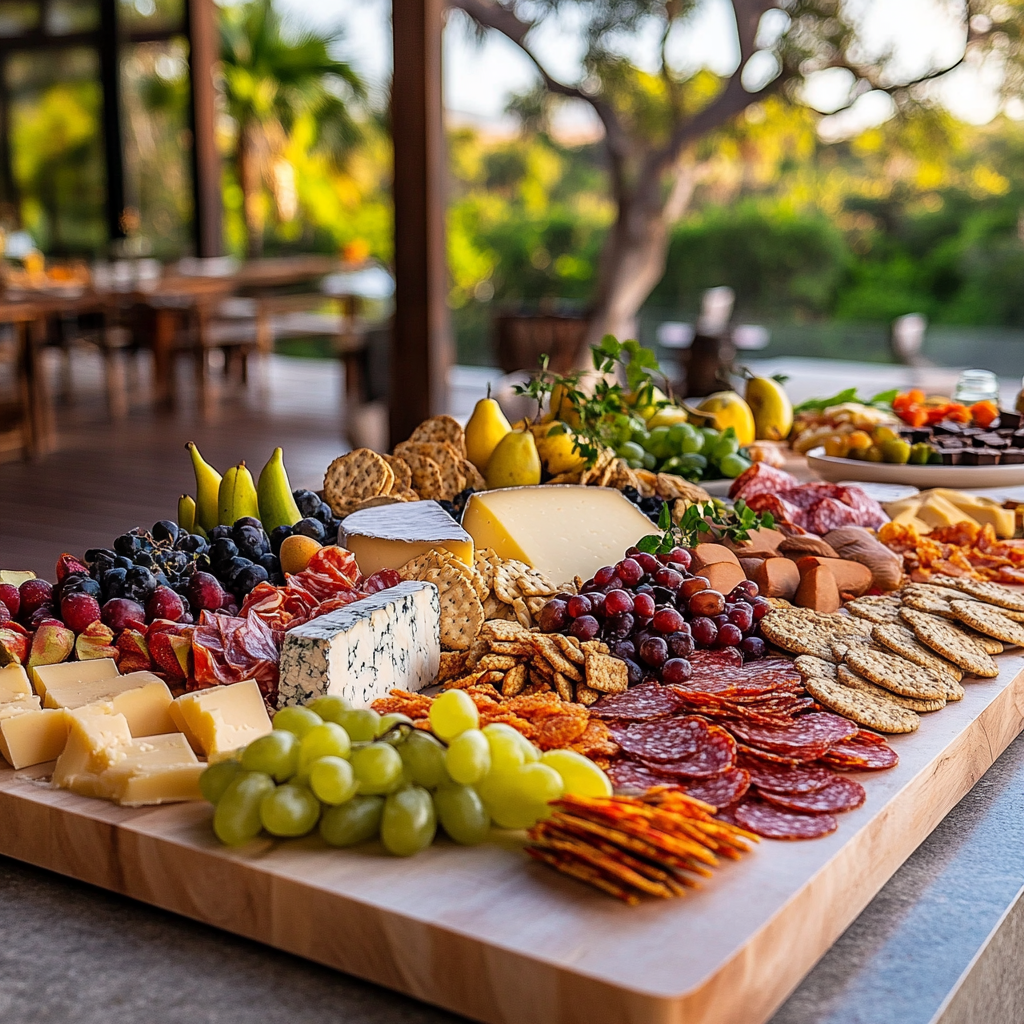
[637,499,775,554]
[512,336,671,468]
[793,387,898,415]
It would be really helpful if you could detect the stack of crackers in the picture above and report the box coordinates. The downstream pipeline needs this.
[396,546,573,651]
[437,619,628,705]
[323,415,486,518]
[762,575,1024,734]
[548,447,711,505]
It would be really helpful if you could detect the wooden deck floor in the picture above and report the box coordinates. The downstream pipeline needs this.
[0,354,354,578]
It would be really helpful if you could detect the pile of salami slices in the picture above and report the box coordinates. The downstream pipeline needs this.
[597,650,898,840]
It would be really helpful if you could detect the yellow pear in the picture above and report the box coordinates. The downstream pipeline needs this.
[549,382,580,427]
[627,385,669,422]
[534,421,586,476]
[745,376,794,441]
[465,390,512,472]
[485,429,542,489]
[646,406,689,429]
[696,391,756,446]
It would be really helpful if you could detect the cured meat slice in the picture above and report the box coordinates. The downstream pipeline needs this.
[733,799,838,840]
[835,485,888,529]
[607,760,679,793]
[680,768,750,809]
[807,497,860,536]
[638,725,737,779]
[688,648,744,671]
[736,743,803,766]
[727,712,858,756]
[822,741,899,771]
[729,463,800,501]
[590,681,687,721]
[746,493,808,530]
[759,776,866,814]
[738,757,835,794]
[612,717,708,762]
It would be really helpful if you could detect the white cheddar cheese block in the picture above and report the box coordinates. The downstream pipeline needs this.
[32,657,119,699]
[278,581,440,709]
[52,707,134,793]
[97,733,203,807]
[340,500,474,575]
[169,679,272,761]
[0,705,68,769]
[462,485,657,586]
[0,664,32,703]
[102,674,175,737]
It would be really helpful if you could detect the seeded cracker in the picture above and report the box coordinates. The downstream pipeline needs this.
[837,664,945,713]
[898,608,999,677]
[323,449,394,513]
[930,575,1024,611]
[584,651,628,694]
[805,675,919,734]
[397,449,445,501]
[846,596,902,624]
[901,590,958,619]
[871,622,963,682]
[844,644,947,700]
[794,655,838,681]
[381,454,413,493]
[950,599,1024,646]
[409,415,467,458]
[462,459,487,492]
[904,583,978,603]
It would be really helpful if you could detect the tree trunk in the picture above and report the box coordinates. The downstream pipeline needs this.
[237,124,264,259]
[582,161,697,356]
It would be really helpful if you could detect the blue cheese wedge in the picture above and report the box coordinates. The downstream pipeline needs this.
[278,581,440,708]
[340,500,473,575]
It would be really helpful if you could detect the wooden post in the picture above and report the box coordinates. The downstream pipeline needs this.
[186,0,222,258]
[98,0,126,245]
[390,0,452,444]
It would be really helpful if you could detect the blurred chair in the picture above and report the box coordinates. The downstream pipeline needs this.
[0,321,30,461]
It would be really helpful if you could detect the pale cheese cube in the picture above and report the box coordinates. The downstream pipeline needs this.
[43,664,154,711]
[32,657,119,700]
[170,679,272,761]
[51,707,133,793]
[0,705,68,769]
[105,674,175,737]
[278,581,440,708]
[340,500,474,575]
[99,733,203,807]
[462,485,657,587]
[0,664,32,703]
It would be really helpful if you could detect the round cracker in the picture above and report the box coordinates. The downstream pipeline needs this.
[323,449,394,513]
[804,674,919,734]
[461,459,486,492]
[898,607,999,677]
[409,415,466,457]
[399,450,444,501]
[837,664,945,713]
[382,454,413,492]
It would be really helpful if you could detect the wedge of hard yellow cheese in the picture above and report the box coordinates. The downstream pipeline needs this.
[884,488,1015,538]
[462,485,656,586]
[170,679,272,761]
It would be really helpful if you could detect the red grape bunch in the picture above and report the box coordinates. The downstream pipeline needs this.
[537,547,770,689]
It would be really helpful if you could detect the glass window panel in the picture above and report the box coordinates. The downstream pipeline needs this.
[0,2,39,37]
[47,0,100,34]
[121,38,194,258]
[7,48,106,254]
[119,0,184,33]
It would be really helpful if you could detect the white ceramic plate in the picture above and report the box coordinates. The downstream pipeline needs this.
[836,481,919,502]
[807,447,1024,489]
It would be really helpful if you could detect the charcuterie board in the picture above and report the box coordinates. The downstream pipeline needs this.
[2,653,1023,1024]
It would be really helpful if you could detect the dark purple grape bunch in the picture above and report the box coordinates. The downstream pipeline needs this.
[536,545,771,690]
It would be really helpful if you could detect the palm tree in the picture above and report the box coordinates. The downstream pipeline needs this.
[219,0,366,257]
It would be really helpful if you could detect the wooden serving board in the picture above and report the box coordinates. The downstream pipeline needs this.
[3,655,1024,1024]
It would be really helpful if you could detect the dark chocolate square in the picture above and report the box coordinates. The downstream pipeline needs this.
[998,411,1022,430]
[1000,450,1024,464]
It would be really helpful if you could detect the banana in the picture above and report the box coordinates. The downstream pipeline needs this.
[257,447,302,532]
[186,442,222,533]
[218,461,260,526]
[177,494,197,534]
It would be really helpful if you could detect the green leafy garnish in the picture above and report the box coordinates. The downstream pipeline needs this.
[792,387,897,415]
[636,499,775,554]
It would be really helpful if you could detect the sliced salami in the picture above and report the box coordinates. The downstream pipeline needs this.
[680,768,750,809]
[759,776,866,814]
[729,463,800,501]
[738,757,836,794]
[590,681,687,721]
[613,716,708,763]
[688,648,744,672]
[728,712,858,756]
[736,743,803,766]
[607,760,680,793]
[806,496,861,536]
[638,725,737,779]
[733,799,839,840]
[822,741,899,771]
